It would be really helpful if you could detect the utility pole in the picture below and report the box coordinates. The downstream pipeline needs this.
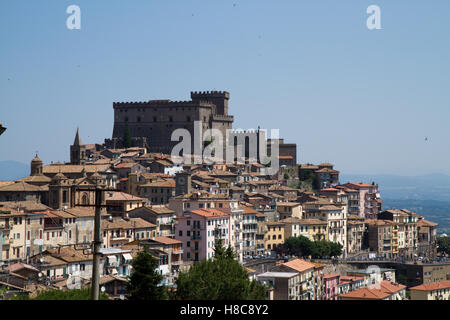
[91,186,103,300]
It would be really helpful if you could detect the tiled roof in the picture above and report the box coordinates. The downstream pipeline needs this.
[410,280,450,291]
[105,191,146,202]
[154,236,182,245]
[189,208,229,219]
[339,281,405,300]
[282,259,315,273]
[0,181,45,192]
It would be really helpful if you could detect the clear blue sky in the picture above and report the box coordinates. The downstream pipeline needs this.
[1,0,449,175]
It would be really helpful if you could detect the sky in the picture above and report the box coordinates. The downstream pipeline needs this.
[1,0,449,176]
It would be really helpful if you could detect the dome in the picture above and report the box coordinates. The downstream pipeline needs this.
[31,155,42,163]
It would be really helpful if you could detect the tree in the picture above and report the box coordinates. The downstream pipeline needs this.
[437,236,450,255]
[173,240,266,300]
[284,236,313,257]
[123,123,132,148]
[128,248,168,300]
[283,236,342,259]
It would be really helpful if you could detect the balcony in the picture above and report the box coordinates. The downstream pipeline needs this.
[172,248,183,254]
[191,235,202,240]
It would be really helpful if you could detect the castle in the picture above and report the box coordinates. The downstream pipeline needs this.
[106,91,234,154]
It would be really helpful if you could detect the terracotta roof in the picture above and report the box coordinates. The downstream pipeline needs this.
[297,219,327,225]
[418,219,438,228]
[146,205,175,215]
[105,191,146,202]
[153,236,182,245]
[5,262,40,273]
[140,179,176,188]
[0,201,50,212]
[46,247,93,263]
[410,280,450,291]
[43,164,111,174]
[276,201,301,207]
[190,208,229,219]
[339,281,405,300]
[282,259,315,273]
[114,162,138,169]
[0,181,45,192]
[17,175,52,183]
[0,181,15,188]
[315,168,339,174]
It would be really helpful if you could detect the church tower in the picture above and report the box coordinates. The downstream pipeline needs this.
[30,154,43,176]
[70,128,87,165]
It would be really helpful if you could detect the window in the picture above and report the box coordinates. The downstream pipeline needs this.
[187,241,190,247]
[80,264,85,271]
[187,220,190,226]
[179,230,183,237]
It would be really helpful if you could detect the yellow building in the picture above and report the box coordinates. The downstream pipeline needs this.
[298,219,328,241]
[265,221,285,251]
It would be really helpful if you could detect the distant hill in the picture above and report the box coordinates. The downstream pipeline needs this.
[340,173,450,201]
[383,199,450,235]
[0,161,28,180]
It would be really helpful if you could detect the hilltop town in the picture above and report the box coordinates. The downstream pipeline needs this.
[0,91,449,301]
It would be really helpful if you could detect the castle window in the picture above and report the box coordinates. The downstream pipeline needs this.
[125,117,128,122]
[169,116,173,122]
[153,116,157,122]
[137,116,141,122]
[187,116,191,122]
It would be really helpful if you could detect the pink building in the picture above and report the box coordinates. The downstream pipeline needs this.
[174,208,231,262]
[339,183,381,219]
[323,274,340,300]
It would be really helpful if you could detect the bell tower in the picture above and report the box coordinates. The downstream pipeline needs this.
[70,128,87,165]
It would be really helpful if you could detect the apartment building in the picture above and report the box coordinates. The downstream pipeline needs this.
[347,215,365,255]
[265,222,285,252]
[410,281,450,300]
[365,219,397,259]
[276,202,302,220]
[273,259,316,300]
[128,205,176,238]
[339,183,381,219]
[174,208,231,262]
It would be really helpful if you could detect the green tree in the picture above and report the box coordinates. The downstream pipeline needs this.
[128,248,168,300]
[173,240,266,300]
[284,236,342,258]
[123,123,132,148]
[437,236,450,255]
[284,236,313,257]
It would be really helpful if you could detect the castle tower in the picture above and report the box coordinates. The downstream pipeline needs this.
[30,154,43,176]
[190,91,230,115]
[70,128,87,165]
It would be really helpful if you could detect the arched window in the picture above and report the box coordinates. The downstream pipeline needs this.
[82,194,88,205]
